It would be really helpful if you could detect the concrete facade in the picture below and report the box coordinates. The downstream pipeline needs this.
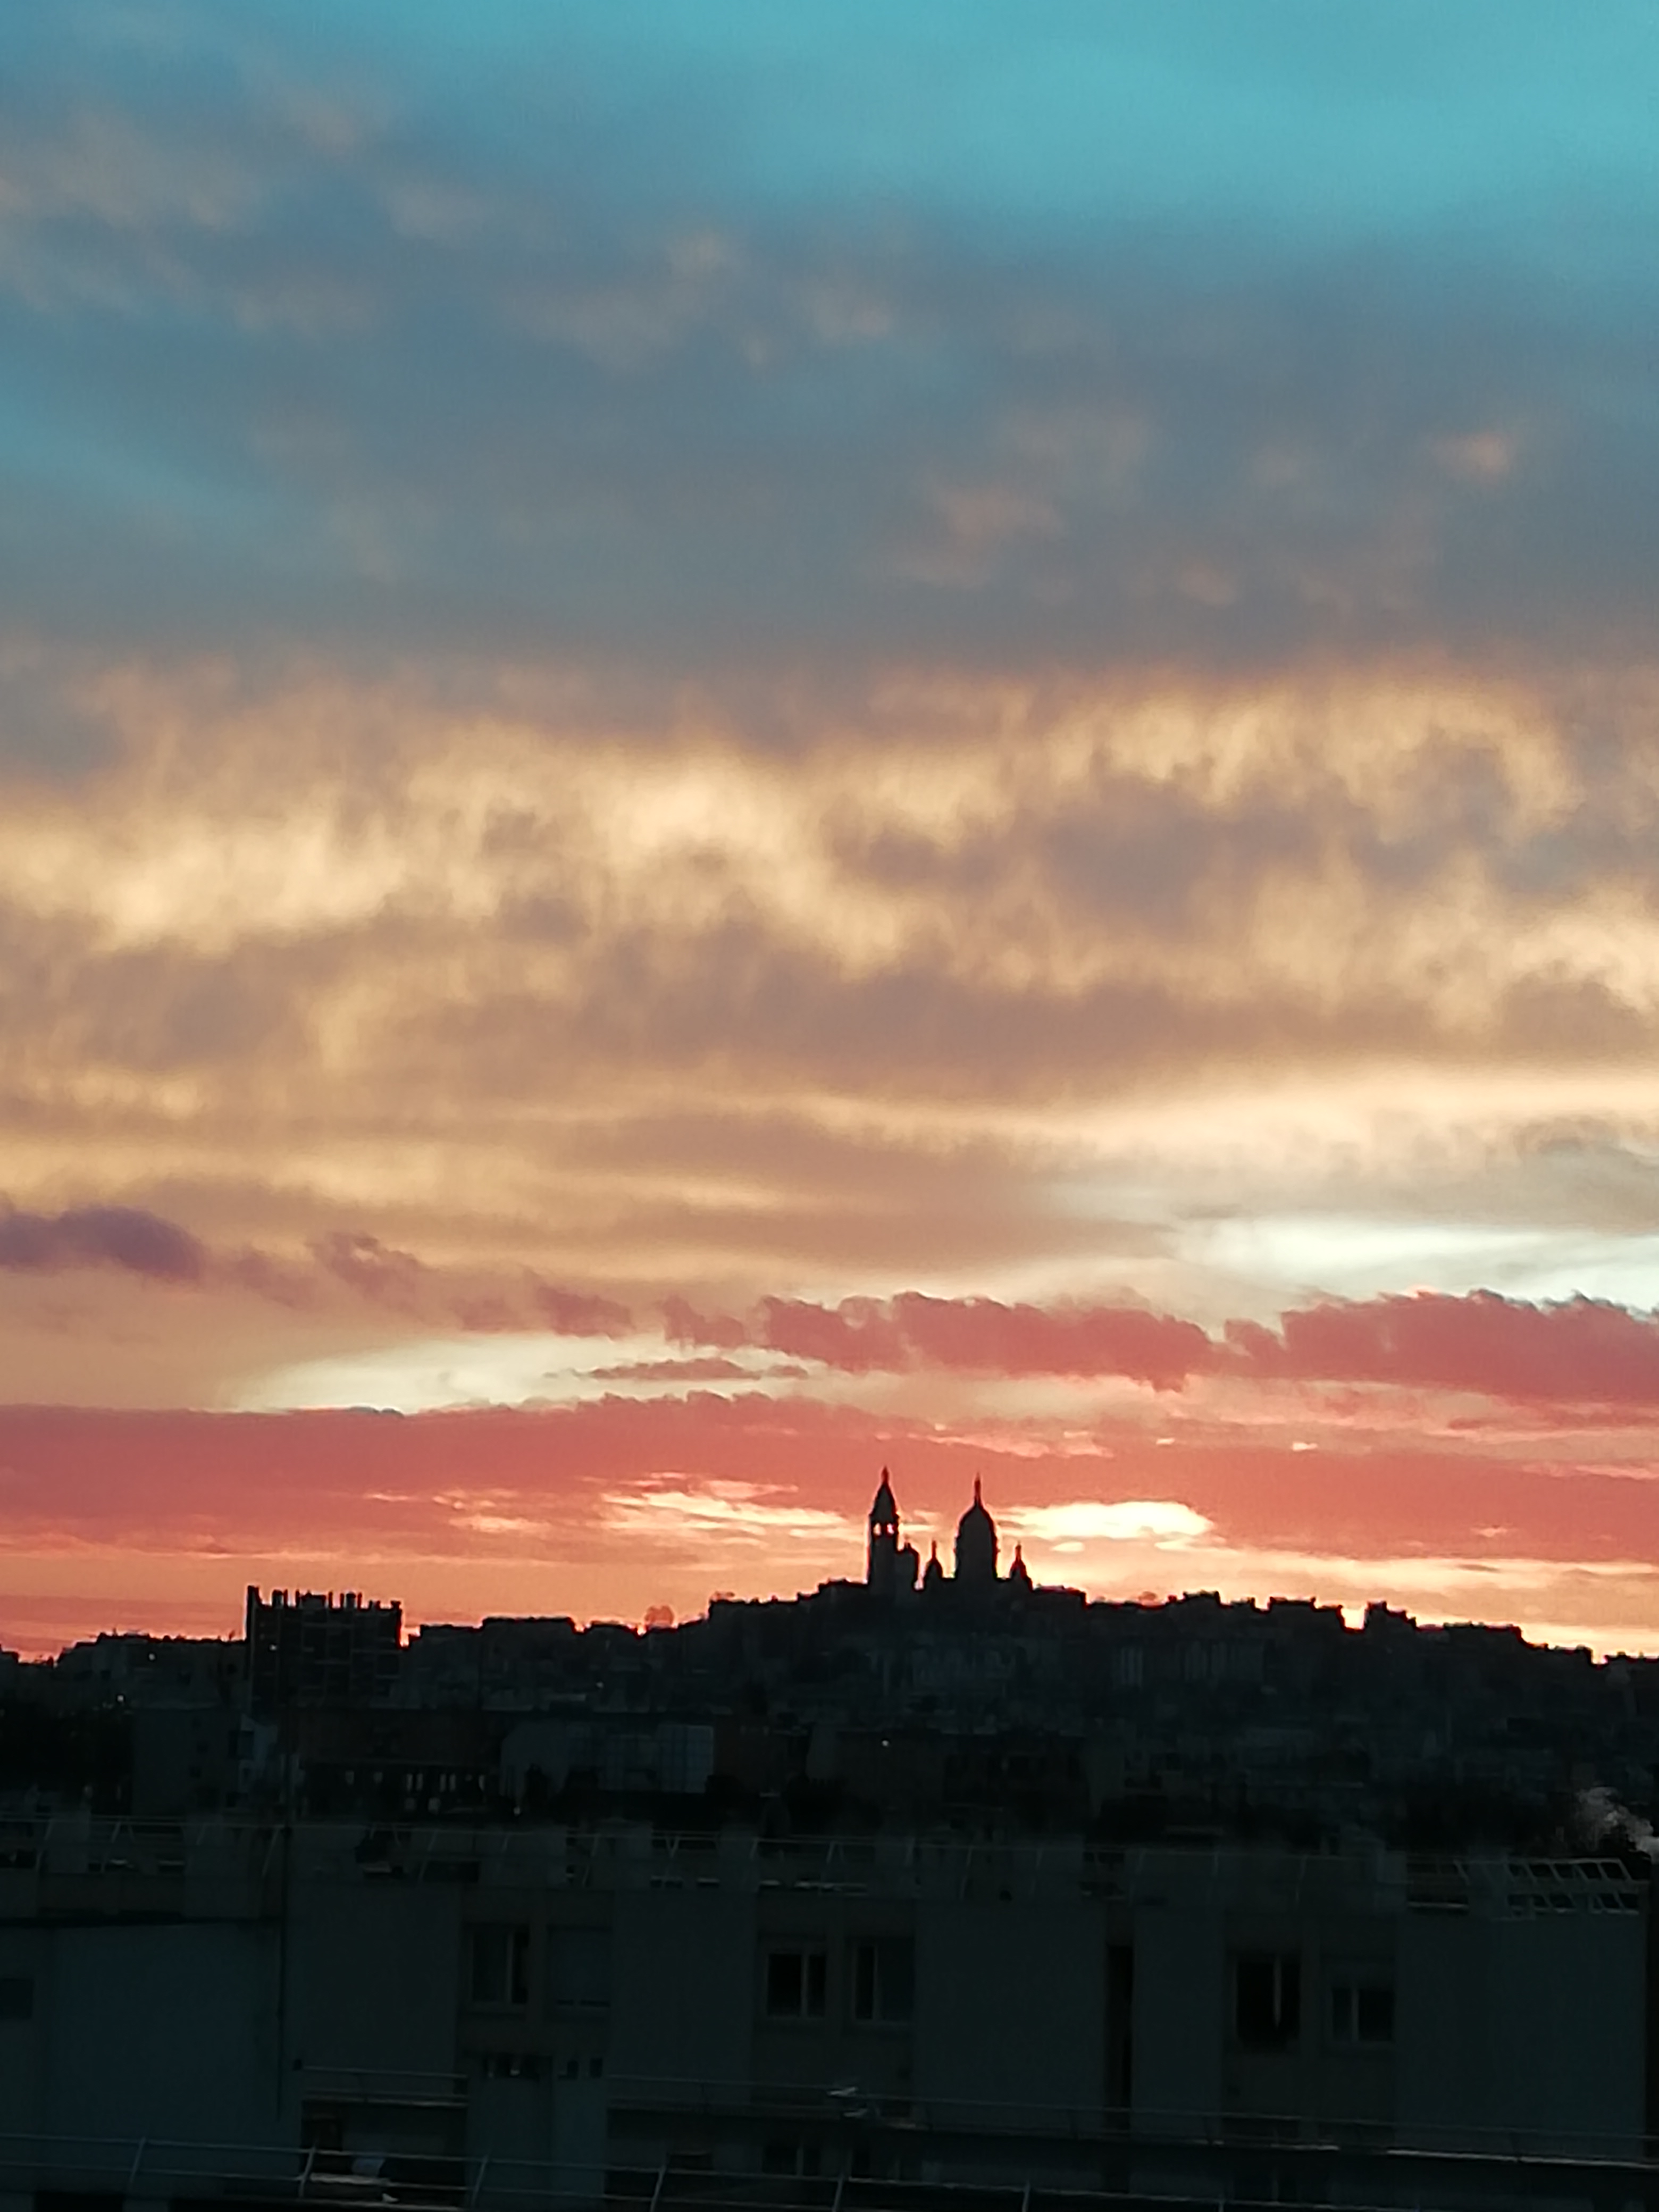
[0,1817,1650,2210]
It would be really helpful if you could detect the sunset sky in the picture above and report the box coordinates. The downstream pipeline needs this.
[4,2,1659,1656]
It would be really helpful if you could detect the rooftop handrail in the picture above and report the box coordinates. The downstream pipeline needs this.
[596,2074,1659,2164]
[0,2125,1656,2200]
[4,1812,1646,1914]
[6,1808,1647,1869]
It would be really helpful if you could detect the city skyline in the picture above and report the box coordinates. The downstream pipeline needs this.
[4,3,1659,1655]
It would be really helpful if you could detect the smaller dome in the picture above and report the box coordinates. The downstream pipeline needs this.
[922,1540,944,1591]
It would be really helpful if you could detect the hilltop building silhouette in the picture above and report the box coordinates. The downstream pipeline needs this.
[865,1468,1003,1597]
[864,1466,918,1596]
[1,1466,1656,2203]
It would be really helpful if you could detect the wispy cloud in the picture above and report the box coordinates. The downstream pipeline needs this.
[0,1202,204,1281]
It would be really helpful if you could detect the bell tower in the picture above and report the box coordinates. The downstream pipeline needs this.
[867,1467,900,1591]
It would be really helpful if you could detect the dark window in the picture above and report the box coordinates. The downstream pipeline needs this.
[1234,1953,1300,2049]
[851,1937,914,2025]
[762,2141,823,2178]
[0,1975,33,2022]
[468,1923,530,2008]
[548,1925,610,2008]
[1330,1981,1394,2045]
[482,2051,541,2080]
[765,1945,827,2018]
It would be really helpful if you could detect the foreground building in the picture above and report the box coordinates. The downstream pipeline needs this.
[0,1812,1653,2211]
[2,1473,1658,2210]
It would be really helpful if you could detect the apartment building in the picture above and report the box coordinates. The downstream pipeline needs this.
[0,1815,1650,2212]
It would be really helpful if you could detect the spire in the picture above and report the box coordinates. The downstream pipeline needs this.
[869,1466,899,1531]
[867,1465,900,1591]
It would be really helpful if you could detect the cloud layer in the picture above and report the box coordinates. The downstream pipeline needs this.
[3,5,1658,1652]
[3,7,1658,674]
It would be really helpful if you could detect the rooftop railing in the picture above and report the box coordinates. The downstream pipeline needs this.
[0,1813,1645,1911]
[1,2121,1656,2212]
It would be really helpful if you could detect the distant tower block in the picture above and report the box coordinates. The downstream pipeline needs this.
[866,1467,918,1597]
[954,1476,999,1588]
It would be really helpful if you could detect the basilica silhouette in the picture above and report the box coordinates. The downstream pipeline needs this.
[864,1467,1032,1602]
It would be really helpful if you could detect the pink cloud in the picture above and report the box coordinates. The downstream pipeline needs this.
[13,1192,1659,1428]
[529,1280,634,1335]
[887,1292,1213,1389]
[660,1295,750,1350]
[669,1285,1659,1413]
[0,1388,1653,1594]
[308,1230,427,1309]
[680,1291,1216,1387]
[591,1355,754,1382]
[755,1295,910,1371]
[1226,1290,1659,1407]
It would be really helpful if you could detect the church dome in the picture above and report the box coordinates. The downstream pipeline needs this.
[953,1476,999,1587]
[869,1469,898,1531]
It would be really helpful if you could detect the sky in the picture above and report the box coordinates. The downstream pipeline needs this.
[3,1,1659,1656]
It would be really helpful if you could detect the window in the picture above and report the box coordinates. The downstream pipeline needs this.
[851,1937,914,2025]
[482,2051,541,2080]
[0,1975,32,2022]
[468,1923,531,2008]
[549,1925,611,2008]
[761,2141,823,2178]
[1329,1981,1394,2046]
[766,1945,827,2019]
[1234,1953,1300,2050]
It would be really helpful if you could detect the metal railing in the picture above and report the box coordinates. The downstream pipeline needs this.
[1,2129,1657,2212]
[0,1812,1644,1909]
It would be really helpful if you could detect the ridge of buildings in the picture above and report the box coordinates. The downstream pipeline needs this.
[0,1473,1656,2205]
[2,1471,1655,1858]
